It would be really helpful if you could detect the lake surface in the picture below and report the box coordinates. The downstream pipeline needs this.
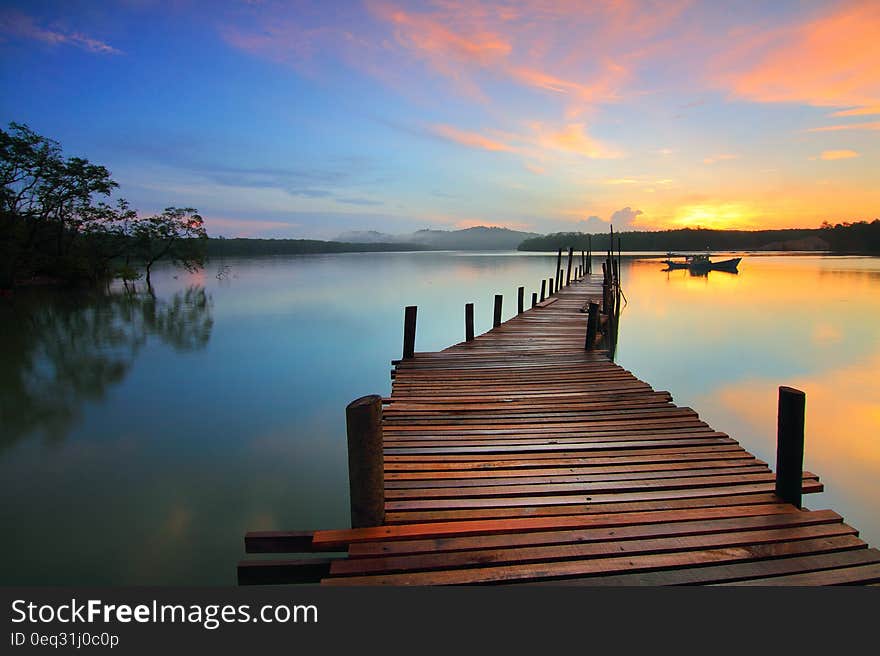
[1,251,878,584]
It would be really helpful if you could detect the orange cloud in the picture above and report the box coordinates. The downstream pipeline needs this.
[429,124,517,152]
[807,121,880,132]
[532,122,622,159]
[428,120,621,161]
[818,150,860,160]
[831,105,880,117]
[722,1,880,112]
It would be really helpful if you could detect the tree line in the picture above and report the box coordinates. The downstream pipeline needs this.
[1,122,207,290]
[517,223,880,253]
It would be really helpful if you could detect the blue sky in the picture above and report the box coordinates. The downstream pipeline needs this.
[1,1,878,238]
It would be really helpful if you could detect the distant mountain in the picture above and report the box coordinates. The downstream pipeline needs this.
[334,230,399,244]
[334,226,540,250]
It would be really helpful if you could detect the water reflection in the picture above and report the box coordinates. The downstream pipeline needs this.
[0,253,877,584]
[0,287,213,448]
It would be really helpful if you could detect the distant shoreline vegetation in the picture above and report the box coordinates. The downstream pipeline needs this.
[517,223,880,254]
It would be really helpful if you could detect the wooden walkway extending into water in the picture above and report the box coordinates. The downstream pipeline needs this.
[239,270,880,586]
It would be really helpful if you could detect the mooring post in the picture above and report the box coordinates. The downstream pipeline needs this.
[587,235,592,274]
[775,386,806,509]
[617,237,622,289]
[555,247,562,288]
[517,286,524,314]
[493,294,503,327]
[602,262,611,314]
[402,305,417,359]
[540,279,546,301]
[613,257,620,306]
[345,395,385,528]
[566,247,574,285]
[549,277,554,296]
[585,302,599,350]
[465,302,474,342]
[531,292,537,308]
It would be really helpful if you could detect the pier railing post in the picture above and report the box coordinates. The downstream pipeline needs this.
[345,395,385,528]
[585,302,599,350]
[775,386,806,509]
[517,286,524,314]
[587,236,592,274]
[540,279,546,301]
[549,277,554,296]
[531,292,537,308]
[555,248,562,291]
[465,302,474,342]
[493,294,503,327]
[402,305,417,359]
[566,246,574,285]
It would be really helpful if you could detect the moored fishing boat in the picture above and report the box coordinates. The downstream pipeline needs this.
[662,252,742,273]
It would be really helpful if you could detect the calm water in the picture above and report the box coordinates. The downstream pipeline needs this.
[1,252,878,584]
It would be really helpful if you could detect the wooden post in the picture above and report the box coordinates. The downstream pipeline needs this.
[587,235,592,274]
[531,292,537,308]
[612,260,620,307]
[775,386,806,509]
[566,247,574,285]
[601,262,610,313]
[402,305,417,359]
[555,247,562,290]
[465,302,474,342]
[549,277,554,296]
[517,286,524,314]
[493,294,503,327]
[585,302,599,350]
[540,279,546,301]
[346,395,384,528]
[617,237,622,288]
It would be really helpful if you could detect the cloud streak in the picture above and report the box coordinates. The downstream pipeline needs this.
[818,150,860,160]
[0,9,123,54]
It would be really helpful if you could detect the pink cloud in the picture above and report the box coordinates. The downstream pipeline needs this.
[719,1,880,112]
[0,10,122,55]
[429,124,518,152]
[428,120,621,160]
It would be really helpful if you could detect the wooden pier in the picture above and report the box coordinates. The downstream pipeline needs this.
[239,255,880,586]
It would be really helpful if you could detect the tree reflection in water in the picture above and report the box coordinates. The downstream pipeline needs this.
[0,287,213,447]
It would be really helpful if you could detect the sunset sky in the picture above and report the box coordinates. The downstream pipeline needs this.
[1,0,878,238]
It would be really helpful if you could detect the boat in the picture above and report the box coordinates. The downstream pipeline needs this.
[662,252,741,273]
